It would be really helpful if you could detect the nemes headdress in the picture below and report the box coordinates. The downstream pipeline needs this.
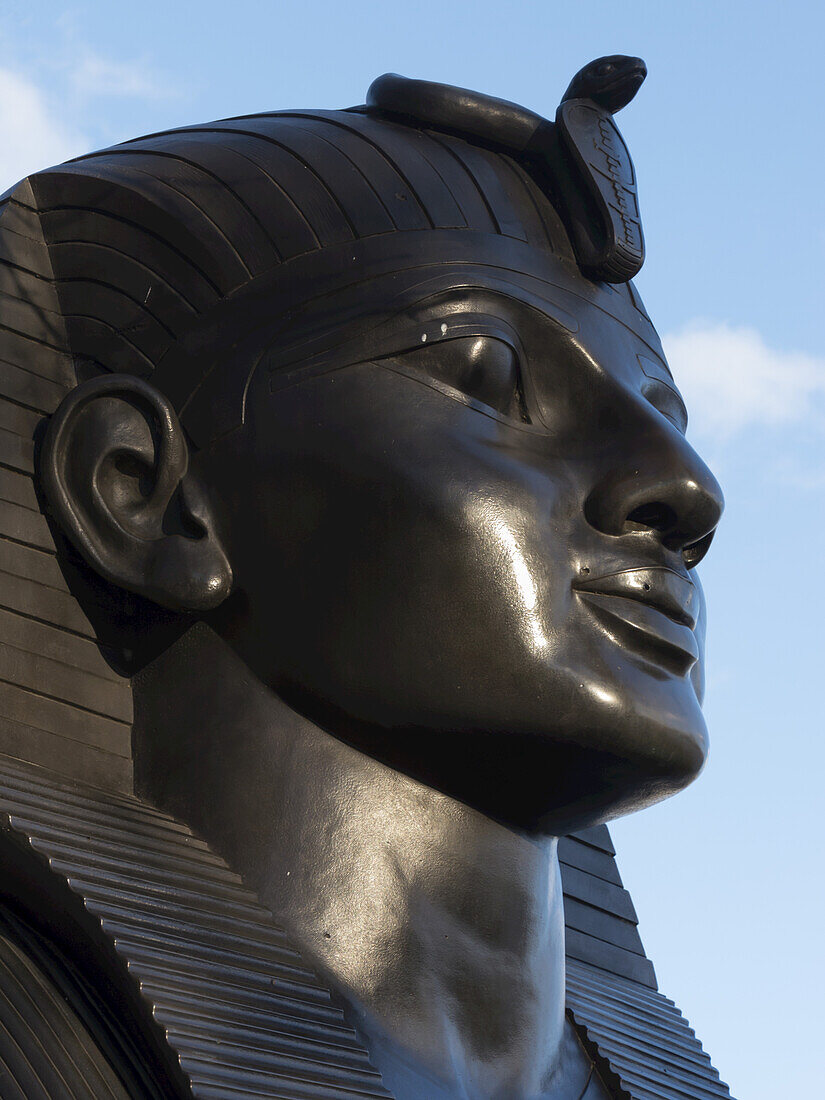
[0,55,649,416]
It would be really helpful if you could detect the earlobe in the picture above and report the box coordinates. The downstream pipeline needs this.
[40,374,233,612]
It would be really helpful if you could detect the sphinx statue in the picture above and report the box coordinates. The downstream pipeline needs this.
[0,58,734,1099]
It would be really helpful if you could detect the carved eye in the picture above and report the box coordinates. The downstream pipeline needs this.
[597,62,615,77]
[400,335,528,420]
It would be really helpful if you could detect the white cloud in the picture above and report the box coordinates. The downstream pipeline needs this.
[663,321,825,439]
[0,34,177,194]
[0,68,87,192]
[68,53,171,101]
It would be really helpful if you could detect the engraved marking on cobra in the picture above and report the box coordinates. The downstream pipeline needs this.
[557,98,645,280]
[593,118,636,247]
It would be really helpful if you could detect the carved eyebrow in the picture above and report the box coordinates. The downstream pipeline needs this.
[637,352,675,386]
[406,284,581,340]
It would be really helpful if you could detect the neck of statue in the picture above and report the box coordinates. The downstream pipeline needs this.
[133,624,567,1099]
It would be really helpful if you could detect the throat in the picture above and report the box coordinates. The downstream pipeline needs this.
[132,624,567,1099]
[285,771,568,1099]
[340,832,568,1099]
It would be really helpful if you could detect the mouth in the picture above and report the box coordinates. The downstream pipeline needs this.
[604,60,647,91]
[573,566,699,674]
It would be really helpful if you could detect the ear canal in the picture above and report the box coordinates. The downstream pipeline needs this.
[40,374,233,612]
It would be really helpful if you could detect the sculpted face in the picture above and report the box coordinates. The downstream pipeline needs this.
[191,253,723,835]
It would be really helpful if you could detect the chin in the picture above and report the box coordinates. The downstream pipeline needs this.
[305,698,710,838]
[463,675,710,836]
[502,743,708,836]
[542,712,708,834]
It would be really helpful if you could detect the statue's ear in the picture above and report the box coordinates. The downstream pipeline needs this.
[39,374,232,612]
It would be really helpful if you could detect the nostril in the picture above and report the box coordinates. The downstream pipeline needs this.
[585,458,723,550]
[625,501,678,534]
[682,527,716,569]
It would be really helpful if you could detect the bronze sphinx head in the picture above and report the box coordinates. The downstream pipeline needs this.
[29,71,722,838]
[1,62,724,1098]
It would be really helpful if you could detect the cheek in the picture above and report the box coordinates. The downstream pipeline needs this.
[223,370,580,697]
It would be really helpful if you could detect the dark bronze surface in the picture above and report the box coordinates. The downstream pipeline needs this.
[0,59,732,1098]
[0,911,135,1100]
[561,56,647,114]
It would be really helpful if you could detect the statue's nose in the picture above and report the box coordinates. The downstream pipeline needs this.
[584,428,724,555]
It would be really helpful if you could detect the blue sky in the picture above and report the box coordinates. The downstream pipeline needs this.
[1,2,822,1096]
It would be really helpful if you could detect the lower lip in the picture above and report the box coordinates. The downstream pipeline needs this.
[576,591,699,674]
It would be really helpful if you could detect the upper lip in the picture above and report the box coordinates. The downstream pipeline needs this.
[572,566,697,629]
